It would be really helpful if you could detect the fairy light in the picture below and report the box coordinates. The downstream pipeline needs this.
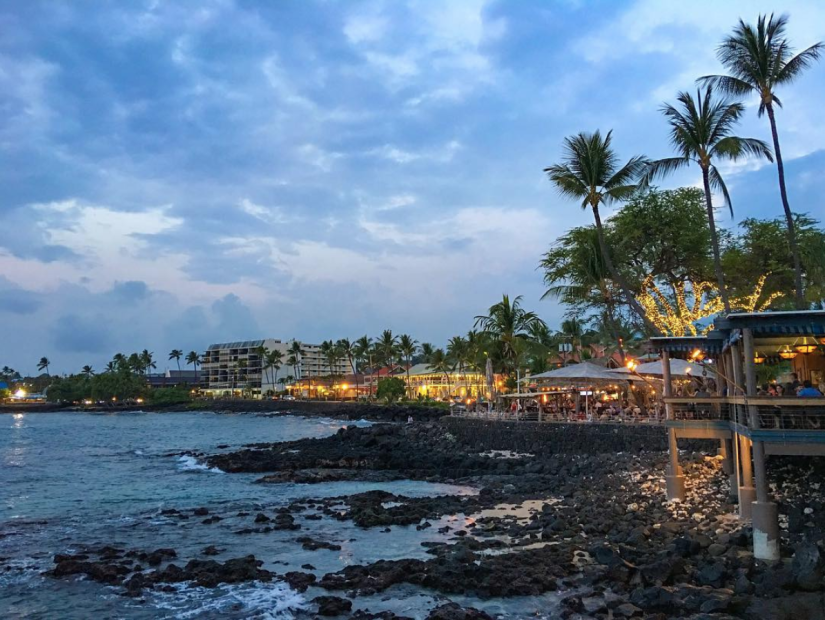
[636,273,783,336]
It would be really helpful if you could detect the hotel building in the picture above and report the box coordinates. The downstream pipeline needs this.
[200,339,350,397]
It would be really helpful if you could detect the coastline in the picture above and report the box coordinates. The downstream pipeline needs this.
[31,413,825,618]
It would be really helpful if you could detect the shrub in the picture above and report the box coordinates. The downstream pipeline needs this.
[376,377,406,403]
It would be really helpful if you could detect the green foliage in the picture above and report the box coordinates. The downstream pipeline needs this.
[722,214,825,308]
[148,387,192,406]
[46,370,147,403]
[375,377,406,403]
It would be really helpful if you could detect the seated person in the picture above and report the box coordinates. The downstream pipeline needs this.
[798,380,823,397]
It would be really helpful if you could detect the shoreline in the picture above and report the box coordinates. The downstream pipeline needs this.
[37,416,825,618]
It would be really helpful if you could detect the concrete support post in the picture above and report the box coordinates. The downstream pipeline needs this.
[723,437,737,499]
[730,341,756,518]
[662,350,685,501]
[743,327,779,560]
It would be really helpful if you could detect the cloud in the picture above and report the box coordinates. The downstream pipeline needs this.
[50,314,114,354]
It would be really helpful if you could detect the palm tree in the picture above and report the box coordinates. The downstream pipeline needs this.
[169,349,183,372]
[288,341,305,380]
[127,353,142,374]
[398,334,418,399]
[430,348,454,399]
[354,336,373,399]
[700,14,823,308]
[265,349,284,392]
[419,342,435,364]
[336,338,357,398]
[545,131,655,331]
[376,330,398,376]
[643,87,773,312]
[112,353,127,371]
[185,351,201,373]
[104,361,116,373]
[37,357,51,375]
[81,365,95,378]
[540,226,627,363]
[140,350,156,375]
[474,294,546,376]
[319,340,339,392]
[446,336,469,396]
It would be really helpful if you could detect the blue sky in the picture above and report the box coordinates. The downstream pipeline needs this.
[1,0,824,374]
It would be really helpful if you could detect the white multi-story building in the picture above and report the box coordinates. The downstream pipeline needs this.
[201,339,350,397]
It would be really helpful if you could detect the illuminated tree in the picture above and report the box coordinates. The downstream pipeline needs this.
[637,274,783,336]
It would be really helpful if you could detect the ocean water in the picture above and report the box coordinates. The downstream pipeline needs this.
[0,411,564,619]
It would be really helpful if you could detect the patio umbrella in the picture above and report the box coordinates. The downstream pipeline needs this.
[526,361,629,387]
[485,357,494,412]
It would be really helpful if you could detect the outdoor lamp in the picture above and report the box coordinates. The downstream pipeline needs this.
[625,359,638,372]
[794,337,817,354]
[778,345,798,360]
[753,351,766,365]
[689,349,705,362]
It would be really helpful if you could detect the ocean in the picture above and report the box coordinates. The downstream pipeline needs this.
[1,411,556,618]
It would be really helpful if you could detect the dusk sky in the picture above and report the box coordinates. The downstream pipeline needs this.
[2,0,824,375]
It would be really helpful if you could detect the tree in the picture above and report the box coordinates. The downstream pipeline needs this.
[419,342,435,364]
[288,341,305,380]
[169,349,183,372]
[643,86,773,312]
[397,334,418,398]
[265,349,284,392]
[112,353,127,371]
[81,365,95,378]
[337,338,357,397]
[354,336,373,399]
[701,13,823,308]
[723,214,825,308]
[376,330,398,375]
[446,336,469,396]
[185,351,201,374]
[429,348,453,399]
[37,357,51,375]
[376,377,406,404]
[140,350,156,375]
[474,294,546,376]
[545,130,655,331]
[104,361,116,373]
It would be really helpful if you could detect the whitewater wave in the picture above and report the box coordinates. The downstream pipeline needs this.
[148,580,306,619]
[177,455,225,474]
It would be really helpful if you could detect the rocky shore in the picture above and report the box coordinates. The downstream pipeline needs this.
[45,420,825,618]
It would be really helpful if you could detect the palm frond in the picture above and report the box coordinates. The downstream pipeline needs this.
[776,42,824,84]
[712,136,773,162]
[639,157,689,184]
[697,74,754,97]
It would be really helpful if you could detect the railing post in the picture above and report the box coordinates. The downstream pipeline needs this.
[662,350,685,501]
[743,327,779,561]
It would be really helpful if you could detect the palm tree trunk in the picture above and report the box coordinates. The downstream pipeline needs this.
[766,103,805,309]
[700,166,731,313]
[603,293,626,365]
[590,203,661,335]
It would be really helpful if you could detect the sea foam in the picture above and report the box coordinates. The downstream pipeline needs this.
[176,455,225,474]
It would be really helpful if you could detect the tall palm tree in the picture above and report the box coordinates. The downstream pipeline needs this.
[288,341,305,380]
[545,131,655,331]
[112,353,127,372]
[104,361,116,373]
[419,342,435,364]
[446,336,469,396]
[643,87,773,312]
[376,330,398,376]
[429,348,453,399]
[398,334,418,399]
[169,349,183,372]
[140,350,156,375]
[37,357,51,375]
[354,336,373,399]
[265,349,284,392]
[127,353,142,374]
[700,14,823,308]
[337,338,357,397]
[81,365,95,378]
[185,351,201,373]
[474,294,546,379]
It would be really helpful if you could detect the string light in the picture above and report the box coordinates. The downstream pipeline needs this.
[636,273,783,336]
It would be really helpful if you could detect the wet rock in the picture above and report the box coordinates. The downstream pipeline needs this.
[296,536,342,551]
[791,543,824,591]
[146,548,177,567]
[282,571,316,592]
[201,546,222,556]
[426,602,493,619]
[254,513,271,523]
[193,507,209,516]
[313,595,353,616]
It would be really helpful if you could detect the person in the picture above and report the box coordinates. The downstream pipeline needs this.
[776,384,785,397]
[695,383,711,398]
[767,384,778,397]
[797,380,823,398]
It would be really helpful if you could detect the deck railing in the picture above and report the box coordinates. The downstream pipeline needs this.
[665,396,825,431]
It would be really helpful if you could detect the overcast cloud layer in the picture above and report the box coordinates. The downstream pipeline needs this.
[2,0,824,374]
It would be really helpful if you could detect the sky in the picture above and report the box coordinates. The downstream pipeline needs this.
[1,0,825,375]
